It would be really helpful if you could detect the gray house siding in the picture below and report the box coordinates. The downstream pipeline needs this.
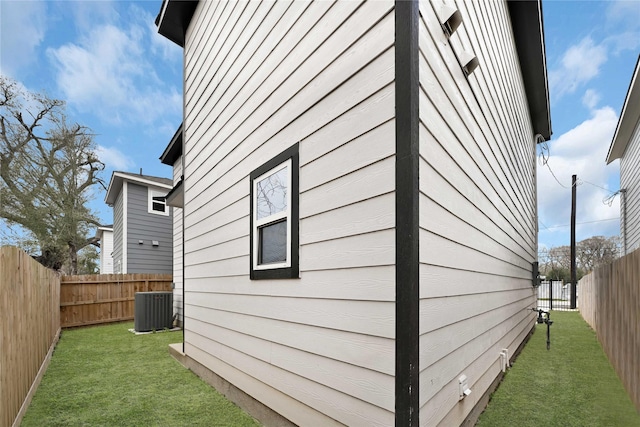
[126,182,173,274]
[113,188,125,273]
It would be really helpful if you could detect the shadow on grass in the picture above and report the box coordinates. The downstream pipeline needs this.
[476,311,639,427]
[22,322,260,427]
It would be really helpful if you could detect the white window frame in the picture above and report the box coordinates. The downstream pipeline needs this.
[148,188,169,216]
[252,158,292,271]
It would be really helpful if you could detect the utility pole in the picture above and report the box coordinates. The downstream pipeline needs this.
[570,174,577,309]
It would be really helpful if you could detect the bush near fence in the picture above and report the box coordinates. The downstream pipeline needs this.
[60,273,173,328]
[578,248,640,413]
[0,246,61,427]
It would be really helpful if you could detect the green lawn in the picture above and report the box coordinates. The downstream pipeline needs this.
[477,311,640,427]
[22,322,260,427]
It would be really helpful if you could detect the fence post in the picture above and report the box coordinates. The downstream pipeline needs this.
[549,280,553,311]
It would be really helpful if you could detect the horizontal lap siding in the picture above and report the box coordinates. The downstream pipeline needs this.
[113,189,124,273]
[126,183,173,274]
[100,231,114,274]
[417,1,536,425]
[183,1,395,425]
[621,126,640,254]
[173,157,183,324]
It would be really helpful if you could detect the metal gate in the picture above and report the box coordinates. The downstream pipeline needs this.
[537,280,577,311]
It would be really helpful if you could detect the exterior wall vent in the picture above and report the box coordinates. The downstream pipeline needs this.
[134,291,173,332]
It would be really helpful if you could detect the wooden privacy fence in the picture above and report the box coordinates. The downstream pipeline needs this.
[60,273,172,328]
[578,248,640,412]
[1,246,61,427]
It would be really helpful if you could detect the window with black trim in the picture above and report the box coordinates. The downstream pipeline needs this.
[250,144,299,280]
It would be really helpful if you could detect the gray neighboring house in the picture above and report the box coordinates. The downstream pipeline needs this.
[105,171,173,274]
[607,55,640,255]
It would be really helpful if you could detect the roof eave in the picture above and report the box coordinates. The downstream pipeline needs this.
[606,55,640,164]
[105,172,173,206]
[156,0,198,47]
[104,172,123,206]
[507,0,552,141]
[164,179,184,208]
[160,123,183,165]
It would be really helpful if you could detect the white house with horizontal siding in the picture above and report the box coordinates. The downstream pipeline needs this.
[97,225,114,274]
[607,55,640,256]
[156,0,551,425]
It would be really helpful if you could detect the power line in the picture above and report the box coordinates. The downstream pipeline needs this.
[537,139,579,190]
[538,217,619,230]
[537,139,616,197]
[538,219,551,232]
[579,179,615,194]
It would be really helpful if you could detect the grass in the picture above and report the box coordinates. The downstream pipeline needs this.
[21,322,260,427]
[477,311,640,427]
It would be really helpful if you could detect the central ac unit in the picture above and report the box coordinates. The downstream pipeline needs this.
[134,291,173,332]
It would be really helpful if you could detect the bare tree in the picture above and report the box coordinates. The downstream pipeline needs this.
[577,235,620,273]
[539,236,620,281]
[0,75,105,273]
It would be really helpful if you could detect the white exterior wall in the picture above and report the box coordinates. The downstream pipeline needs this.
[620,123,640,254]
[173,156,183,325]
[99,229,114,274]
[417,1,537,425]
[113,186,125,274]
[183,1,396,425]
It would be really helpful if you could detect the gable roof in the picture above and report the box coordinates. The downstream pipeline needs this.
[606,55,640,164]
[105,171,172,206]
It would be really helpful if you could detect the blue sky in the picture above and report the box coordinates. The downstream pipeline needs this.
[1,0,639,251]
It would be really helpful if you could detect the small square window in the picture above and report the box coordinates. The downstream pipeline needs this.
[250,144,299,280]
[148,189,169,216]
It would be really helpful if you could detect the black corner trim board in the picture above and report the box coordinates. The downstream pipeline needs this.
[395,1,420,426]
[249,143,300,280]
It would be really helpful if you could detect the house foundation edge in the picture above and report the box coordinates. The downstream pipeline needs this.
[168,343,297,427]
[461,322,536,426]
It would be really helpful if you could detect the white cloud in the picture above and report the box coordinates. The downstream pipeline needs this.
[606,0,640,30]
[0,1,47,77]
[70,0,118,34]
[538,107,620,243]
[549,38,608,99]
[96,145,134,170]
[46,11,181,125]
[604,1,640,56]
[581,89,601,110]
[141,7,183,64]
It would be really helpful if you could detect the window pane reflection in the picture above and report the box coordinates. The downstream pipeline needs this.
[256,167,288,220]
